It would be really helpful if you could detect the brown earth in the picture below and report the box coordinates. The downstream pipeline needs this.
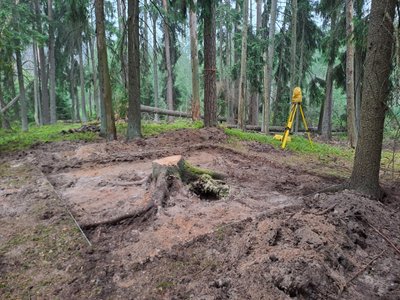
[1,127,400,299]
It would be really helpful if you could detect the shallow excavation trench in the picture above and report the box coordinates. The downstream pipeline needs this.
[45,148,300,264]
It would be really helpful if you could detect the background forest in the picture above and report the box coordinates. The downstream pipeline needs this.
[2,0,399,141]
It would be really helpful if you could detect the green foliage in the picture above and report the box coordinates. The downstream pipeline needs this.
[0,123,98,153]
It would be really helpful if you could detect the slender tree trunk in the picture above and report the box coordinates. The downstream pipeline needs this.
[127,0,141,139]
[162,0,174,121]
[86,43,93,118]
[321,65,333,140]
[290,0,298,132]
[203,0,217,127]
[262,0,277,133]
[70,55,79,122]
[152,10,159,122]
[35,0,50,125]
[48,0,56,124]
[298,18,305,87]
[33,42,41,125]
[15,50,28,131]
[289,0,297,90]
[354,49,362,133]
[346,0,357,147]
[95,0,117,140]
[189,1,201,121]
[79,41,88,122]
[117,0,128,88]
[321,12,337,140]
[89,37,99,118]
[237,0,249,130]
[349,0,396,199]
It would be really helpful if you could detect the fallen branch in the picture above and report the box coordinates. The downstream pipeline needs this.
[368,222,400,256]
[339,249,386,296]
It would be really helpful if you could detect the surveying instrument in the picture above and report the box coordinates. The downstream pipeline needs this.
[274,87,313,149]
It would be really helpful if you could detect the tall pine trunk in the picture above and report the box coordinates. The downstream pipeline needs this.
[162,0,174,122]
[349,0,396,199]
[152,10,159,122]
[203,0,217,127]
[89,37,100,118]
[346,0,357,147]
[262,0,277,133]
[33,42,41,125]
[16,50,28,131]
[127,0,141,139]
[79,41,88,122]
[95,0,116,140]
[189,1,200,121]
[48,0,57,124]
[237,0,249,130]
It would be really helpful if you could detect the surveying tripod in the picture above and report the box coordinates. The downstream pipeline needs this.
[280,87,313,149]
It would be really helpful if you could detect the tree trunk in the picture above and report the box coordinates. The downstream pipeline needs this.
[70,55,79,122]
[35,0,50,125]
[162,0,174,122]
[89,37,100,118]
[79,41,88,122]
[203,0,217,127]
[237,0,249,130]
[127,0,141,139]
[95,0,117,140]
[321,64,333,140]
[33,42,41,125]
[48,0,56,124]
[189,1,200,121]
[290,0,298,132]
[262,0,277,133]
[321,12,337,141]
[349,0,396,199]
[345,0,357,148]
[15,50,28,131]
[152,10,159,122]
[117,0,128,88]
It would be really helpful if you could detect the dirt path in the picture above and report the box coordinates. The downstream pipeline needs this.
[1,127,399,299]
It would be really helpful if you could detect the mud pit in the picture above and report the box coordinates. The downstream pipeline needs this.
[1,128,400,299]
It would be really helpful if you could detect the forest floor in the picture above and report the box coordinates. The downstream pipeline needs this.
[1,126,400,299]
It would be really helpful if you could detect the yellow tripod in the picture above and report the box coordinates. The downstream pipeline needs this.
[280,87,313,149]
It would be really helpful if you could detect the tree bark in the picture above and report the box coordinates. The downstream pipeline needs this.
[321,12,337,140]
[237,0,249,130]
[349,0,396,199]
[262,0,277,133]
[117,0,128,88]
[162,0,174,122]
[89,37,100,118]
[290,0,298,132]
[152,10,159,122]
[15,50,28,131]
[95,0,117,140]
[0,84,11,130]
[32,42,41,125]
[189,1,201,121]
[203,0,217,127]
[127,0,142,139]
[48,0,57,124]
[346,0,357,148]
[35,0,50,125]
[79,41,88,122]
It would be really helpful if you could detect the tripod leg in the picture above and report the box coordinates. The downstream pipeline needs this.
[282,104,297,149]
[299,104,313,145]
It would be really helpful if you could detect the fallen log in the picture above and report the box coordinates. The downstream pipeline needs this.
[140,105,226,122]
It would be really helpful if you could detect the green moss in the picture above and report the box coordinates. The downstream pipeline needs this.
[182,161,225,181]
[156,281,175,290]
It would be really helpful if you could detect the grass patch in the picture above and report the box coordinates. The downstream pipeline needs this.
[117,119,203,137]
[224,128,353,159]
[0,123,98,153]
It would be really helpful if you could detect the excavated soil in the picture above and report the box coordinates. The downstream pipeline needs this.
[1,127,400,299]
